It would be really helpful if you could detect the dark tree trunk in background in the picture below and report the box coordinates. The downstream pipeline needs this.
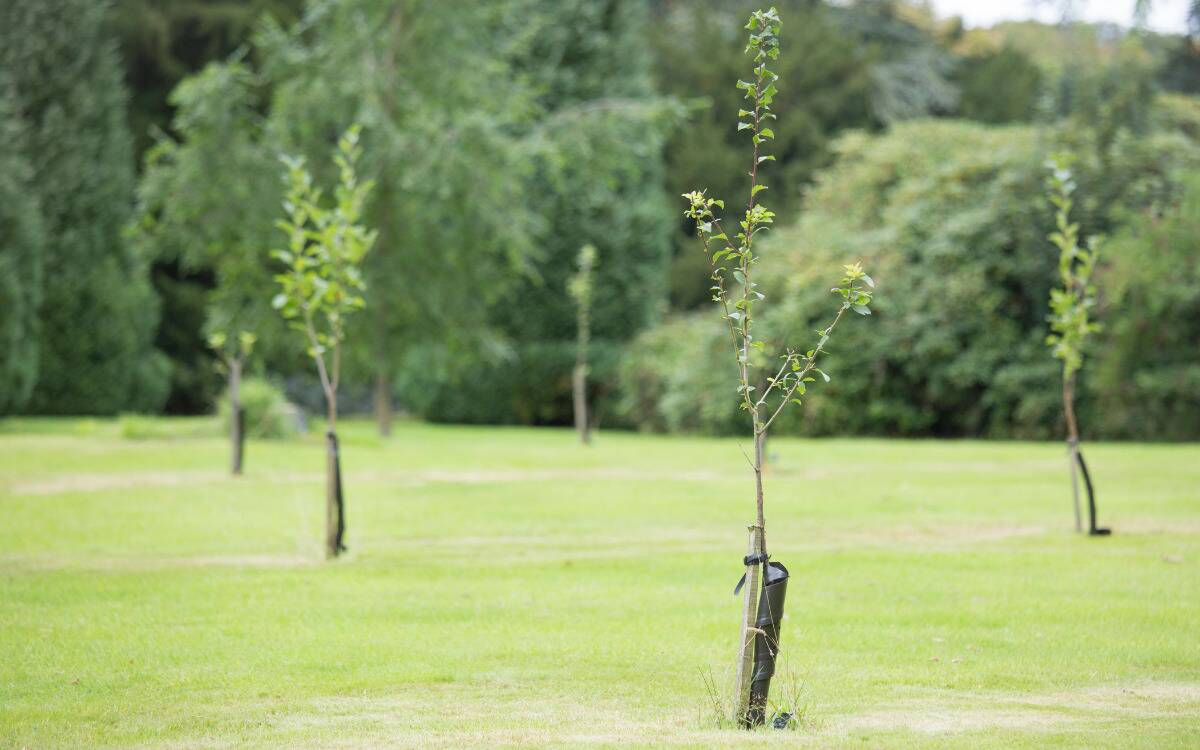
[374,370,393,438]
[572,363,589,445]
[734,524,763,725]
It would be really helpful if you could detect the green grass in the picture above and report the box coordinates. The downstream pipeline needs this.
[1,418,1197,748]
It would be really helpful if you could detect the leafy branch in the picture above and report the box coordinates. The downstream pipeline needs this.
[1045,153,1101,380]
[681,8,874,504]
[271,125,377,425]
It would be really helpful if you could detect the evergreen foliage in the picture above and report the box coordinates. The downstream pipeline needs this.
[2,0,168,415]
[110,0,304,158]
[0,91,44,414]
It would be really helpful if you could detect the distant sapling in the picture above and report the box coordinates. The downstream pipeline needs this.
[682,7,875,728]
[272,125,377,559]
[569,244,597,445]
[1044,154,1108,536]
[209,330,256,476]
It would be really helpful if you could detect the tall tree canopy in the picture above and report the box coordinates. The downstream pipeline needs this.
[110,0,304,158]
[257,0,542,423]
[134,60,293,411]
[407,0,677,425]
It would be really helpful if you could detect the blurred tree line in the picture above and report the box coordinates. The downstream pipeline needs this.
[1,0,1198,439]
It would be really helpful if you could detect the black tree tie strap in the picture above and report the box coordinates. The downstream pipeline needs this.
[733,551,770,595]
[327,430,348,552]
[1074,447,1110,536]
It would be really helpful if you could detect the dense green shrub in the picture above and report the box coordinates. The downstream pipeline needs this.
[616,315,743,435]
[619,119,1200,439]
[1151,93,1200,143]
[217,377,299,440]
[1092,172,1200,440]
[955,46,1042,124]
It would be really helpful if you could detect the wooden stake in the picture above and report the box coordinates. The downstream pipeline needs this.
[733,525,763,726]
[325,433,340,559]
[1068,442,1081,533]
[1064,376,1082,533]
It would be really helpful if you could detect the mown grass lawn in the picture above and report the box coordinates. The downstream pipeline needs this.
[0,418,1197,748]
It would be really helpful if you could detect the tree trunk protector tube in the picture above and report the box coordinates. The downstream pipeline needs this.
[746,561,789,727]
[328,430,348,553]
[234,406,245,475]
[1075,448,1110,536]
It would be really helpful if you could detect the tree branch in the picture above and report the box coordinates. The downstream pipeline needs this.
[761,305,848,433]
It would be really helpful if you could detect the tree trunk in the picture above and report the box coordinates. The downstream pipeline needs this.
[324,395,345,559]
[229,359,243,476]
[572,362,589,445]
[753,429,766,532]
[732,427,770,726]
[1063,374,1082,533]
[374,370,393,438]
[733,524,764,726]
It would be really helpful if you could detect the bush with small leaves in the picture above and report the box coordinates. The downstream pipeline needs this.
[217,377,298,441]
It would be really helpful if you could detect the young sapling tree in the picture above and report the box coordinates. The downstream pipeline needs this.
[1045,155,1108,536]
[272,125,377,559]
[569,244,597,445]
[682,7,874,727]
[209,330,256,476]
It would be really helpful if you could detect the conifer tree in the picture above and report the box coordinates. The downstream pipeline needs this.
[0,89,44,414]
[1,0,167,414]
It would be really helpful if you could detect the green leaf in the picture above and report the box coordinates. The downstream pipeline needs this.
[853,305,871,315]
